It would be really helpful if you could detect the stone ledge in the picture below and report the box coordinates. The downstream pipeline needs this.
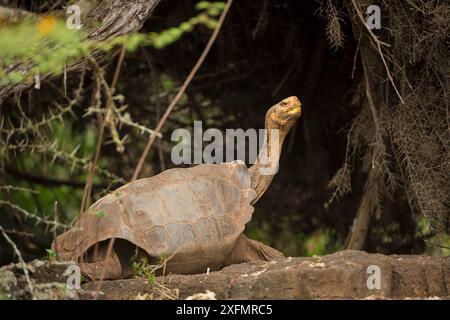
[1,250,448,299]
[84,250,449,299]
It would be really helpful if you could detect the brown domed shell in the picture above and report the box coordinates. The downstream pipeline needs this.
[55,161,256,274]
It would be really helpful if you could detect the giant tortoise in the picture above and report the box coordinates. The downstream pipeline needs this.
[54,96,302,280]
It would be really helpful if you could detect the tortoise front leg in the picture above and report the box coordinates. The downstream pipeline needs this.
[79,247,123,280]
[227,234,284,265]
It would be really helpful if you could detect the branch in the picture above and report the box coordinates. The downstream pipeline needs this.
[0,224,34,297]
[0,200,69,229]
[0,6,35,23]
[5,166,113,189]
[131,0,235,181]
[0,0,161,99]
[349,0,405,104]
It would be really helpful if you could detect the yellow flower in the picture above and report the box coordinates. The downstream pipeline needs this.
[37,16,57,36]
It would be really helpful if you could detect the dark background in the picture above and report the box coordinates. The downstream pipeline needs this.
[1,0,448,265]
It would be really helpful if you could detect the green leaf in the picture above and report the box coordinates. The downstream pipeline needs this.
[46,248,57,259]
[195,1,211,10]
[147,273,156,284]
[126,34,147,52]
[207,7,221,17]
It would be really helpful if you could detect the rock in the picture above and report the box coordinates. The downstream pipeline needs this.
[0,269,17,299]
[1,250,449,299]
[0,259,100,299]
[186,290,217,300]
[83,250,449,299]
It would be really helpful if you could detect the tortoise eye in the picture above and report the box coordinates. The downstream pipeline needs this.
[281,100,288,107]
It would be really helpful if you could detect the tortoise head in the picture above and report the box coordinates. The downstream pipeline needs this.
[249,96,302,204]
[266,96,302,130]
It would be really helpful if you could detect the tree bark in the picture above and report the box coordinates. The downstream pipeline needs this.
[345,171,377,250]
[0,0,161,99]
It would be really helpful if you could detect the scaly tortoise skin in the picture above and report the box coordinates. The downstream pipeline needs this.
[54,96,302,280]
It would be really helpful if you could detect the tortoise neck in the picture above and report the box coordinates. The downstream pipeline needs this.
[249,118,289,204]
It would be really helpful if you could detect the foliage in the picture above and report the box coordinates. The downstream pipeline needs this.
[328,0,450,234]
[0,18,85,85]
[131,256,157,283]
[0,0,226,264]
[248,221,344,257]
[45,248,57,261]
[0,2,225,85]
[0,0,448,270]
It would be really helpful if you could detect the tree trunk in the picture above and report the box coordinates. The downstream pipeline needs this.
[0,0,161,99]
[345,171,377,250]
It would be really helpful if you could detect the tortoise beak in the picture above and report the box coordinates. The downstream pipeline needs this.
[287,105,301,116]
[284,96,302,117]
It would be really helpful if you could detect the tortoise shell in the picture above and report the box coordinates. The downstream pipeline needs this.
[55,161,256,274]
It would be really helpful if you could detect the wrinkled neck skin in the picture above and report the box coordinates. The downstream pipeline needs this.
[249,117,291,205]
